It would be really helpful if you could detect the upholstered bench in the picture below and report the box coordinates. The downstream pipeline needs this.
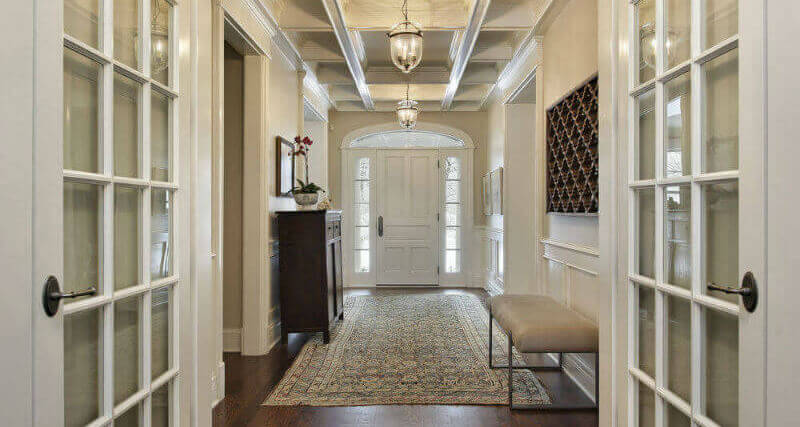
[489,294,599,410]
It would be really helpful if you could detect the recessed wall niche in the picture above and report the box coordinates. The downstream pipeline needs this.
[546,75,599,214]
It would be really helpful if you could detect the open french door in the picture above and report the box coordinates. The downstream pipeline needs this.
[622,0,772,425]
[7,0,184,425]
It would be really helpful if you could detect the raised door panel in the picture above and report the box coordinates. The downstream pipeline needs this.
[377,150,438,285]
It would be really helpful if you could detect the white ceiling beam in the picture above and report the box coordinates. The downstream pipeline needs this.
[321,0,374,110]
[441,0,492,110]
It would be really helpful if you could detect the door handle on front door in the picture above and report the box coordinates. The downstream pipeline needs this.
[42,275,97,317]
[707,271,758,312]
[378,216,383,237]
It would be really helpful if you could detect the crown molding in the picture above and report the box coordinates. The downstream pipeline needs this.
[480,32,542,109]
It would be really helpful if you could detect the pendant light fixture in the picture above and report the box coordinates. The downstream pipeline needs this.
[387,0,424,73]
[396,83,420,129]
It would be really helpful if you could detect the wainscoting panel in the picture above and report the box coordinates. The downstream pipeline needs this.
[540,238,599,401]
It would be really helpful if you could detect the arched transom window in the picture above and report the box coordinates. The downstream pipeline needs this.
[349,130,465,149]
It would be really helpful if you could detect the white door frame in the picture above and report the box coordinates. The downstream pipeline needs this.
[340,122,475,288]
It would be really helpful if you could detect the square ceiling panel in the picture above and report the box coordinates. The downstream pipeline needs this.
[359,29,455,68]
[340,0,471,30]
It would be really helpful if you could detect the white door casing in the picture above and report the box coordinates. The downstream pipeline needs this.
[376,150,439,285]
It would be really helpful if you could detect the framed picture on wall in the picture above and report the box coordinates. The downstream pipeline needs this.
[490,167,503,215]
[482,174,491,215]
[276,136,295,197]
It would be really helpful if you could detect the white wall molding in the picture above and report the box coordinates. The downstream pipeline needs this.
[541,238,600,277]
[540,238,600,257]
[222,328,242,352]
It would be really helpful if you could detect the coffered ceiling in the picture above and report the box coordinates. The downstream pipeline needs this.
[270,0,547,111]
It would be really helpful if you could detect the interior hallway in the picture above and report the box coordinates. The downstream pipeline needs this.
[213,288,597,427]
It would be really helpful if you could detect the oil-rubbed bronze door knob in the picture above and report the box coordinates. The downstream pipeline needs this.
[42,275,97,317]
[707,271,758,312]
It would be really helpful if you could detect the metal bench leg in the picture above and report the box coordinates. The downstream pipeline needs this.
[489,306,493,367]
[509,351,600,411]
[508,330,513,407]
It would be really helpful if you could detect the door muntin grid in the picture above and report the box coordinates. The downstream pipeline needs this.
[628,0,740,426]
[442,155,462,274]
[62,0,180,425]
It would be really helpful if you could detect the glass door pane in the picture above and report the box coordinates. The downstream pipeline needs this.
[64,49,101,173]
[114,296,141,404]
[114,73,140,178]
[64,308,103,427]
[64,182,103,298]
[628,1,742,425]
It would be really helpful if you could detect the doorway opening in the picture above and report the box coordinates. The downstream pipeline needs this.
[340,124,474,288]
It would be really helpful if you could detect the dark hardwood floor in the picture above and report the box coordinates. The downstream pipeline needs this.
[213,288,598,427]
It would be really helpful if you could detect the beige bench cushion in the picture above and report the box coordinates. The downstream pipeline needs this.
[491,295,598,353]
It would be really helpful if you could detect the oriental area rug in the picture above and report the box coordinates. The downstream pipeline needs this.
[263,294,551,406]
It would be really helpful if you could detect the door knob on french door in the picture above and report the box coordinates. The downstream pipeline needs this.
[707,271,758,313]
[42,275,97,317]
[378,216,384,237]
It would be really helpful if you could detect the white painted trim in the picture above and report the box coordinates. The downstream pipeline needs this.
[341,122,476,149]
[321,0,373,109]
[223,328,242,352]
[540,238,600,257]
[442,0,491,109]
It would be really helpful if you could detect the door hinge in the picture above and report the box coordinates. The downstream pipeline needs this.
[437,266,440,275]
[437,213,440,221]
[437,159,440,168]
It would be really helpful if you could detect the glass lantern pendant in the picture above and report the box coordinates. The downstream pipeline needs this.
[387,0,423,73]
[396,85,420,129]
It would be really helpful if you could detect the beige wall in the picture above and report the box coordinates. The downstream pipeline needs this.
[535,0,600,323]
[540,0,599,249]
[485,100,505,231]
[304,118,328,192]
[327,110,488,225]
[223,44,244,330]
[267,52,301,216]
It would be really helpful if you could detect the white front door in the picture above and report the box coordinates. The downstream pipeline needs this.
[623,0,771,425]
[376,150,439,285]
[8,0,183,425]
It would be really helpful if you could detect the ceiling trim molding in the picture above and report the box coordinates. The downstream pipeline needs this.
[242,0,278,38]
[480,32,542,109]
[441,0,491,110]
[241,0,334,113]
[503,65,537,104]
[322,0,375,110]
[303,66,337,111]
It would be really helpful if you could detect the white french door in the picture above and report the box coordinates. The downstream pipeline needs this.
[25,0,182,425]
[625,0,766,425]
[376,150,439,285]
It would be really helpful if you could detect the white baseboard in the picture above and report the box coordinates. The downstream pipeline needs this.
[223,328,241,353]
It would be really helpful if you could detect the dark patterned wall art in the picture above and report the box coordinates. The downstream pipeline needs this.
[546,75,599,214]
